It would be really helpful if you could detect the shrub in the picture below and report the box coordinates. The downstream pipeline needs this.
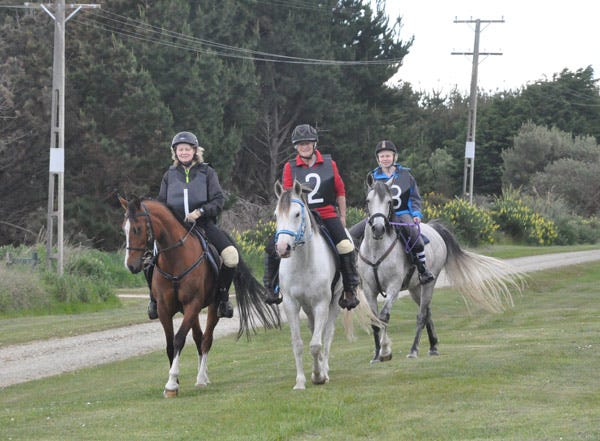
[424,197,498,246]
[491,189,558,245]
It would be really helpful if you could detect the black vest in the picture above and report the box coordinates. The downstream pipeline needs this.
[164,164,208,219]
[289,154,336,208]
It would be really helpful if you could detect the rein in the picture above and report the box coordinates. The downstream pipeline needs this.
[360,193,420,296]
[275,198,313,248]
[129,202,206,295]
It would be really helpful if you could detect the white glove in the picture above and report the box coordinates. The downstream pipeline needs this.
[185,208,202,223]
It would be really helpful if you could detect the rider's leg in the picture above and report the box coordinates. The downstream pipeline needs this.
[323,217,360,310]
[263,238,282,304]
[396,214,434,285]
[348,218,367,248]
[143,252,158,320]
[216,246,238,318]
[411,235,434,285]
[338,245,360,310]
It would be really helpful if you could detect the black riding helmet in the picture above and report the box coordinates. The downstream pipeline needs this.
[171,131,199,150]
[375,140,397,155]
[291,124,318,145]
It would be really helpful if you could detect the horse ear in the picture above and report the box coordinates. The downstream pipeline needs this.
[118,196,128,210]
[293,179,303,196]
[274,180,283,198]
[366,173,375,188]
[385,177,394,187]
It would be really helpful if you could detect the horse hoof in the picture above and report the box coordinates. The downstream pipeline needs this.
[370,358,381,365]
[407,352,418,359]
[429,349,439,356]
[163,388,178,398]
[379,354,392,362]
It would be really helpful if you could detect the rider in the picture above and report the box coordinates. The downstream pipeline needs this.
[263,123,360,310]
[349,140,434,284]
[144,131,237,320]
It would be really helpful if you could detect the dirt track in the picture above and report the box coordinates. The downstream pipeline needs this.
[1,250,600,388]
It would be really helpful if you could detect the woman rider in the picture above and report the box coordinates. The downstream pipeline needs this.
[349,140,434,284]
[263,124,360,310]
[145,131,237,319]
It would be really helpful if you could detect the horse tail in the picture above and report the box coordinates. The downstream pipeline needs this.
[428,220,525,313]
[223,231,281,339]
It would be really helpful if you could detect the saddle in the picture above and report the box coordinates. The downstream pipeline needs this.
[172,209,221,276]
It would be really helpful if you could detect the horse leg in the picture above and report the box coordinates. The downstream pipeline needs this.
[190,310,209,387]
[425,310,439,356]
[197,306,218,386]
[407,287,433,359]
[309,301,329,385]
[371,325,381,363]
[283,299,306,390]
[378,292,399,362]
[319,300,341,384]
[158,314,179,397]
[164,311,193,397]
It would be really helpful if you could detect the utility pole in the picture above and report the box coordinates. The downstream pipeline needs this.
[452,18,503,204]
[24,1,100,274]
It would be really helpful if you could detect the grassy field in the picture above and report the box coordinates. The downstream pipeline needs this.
[1,261,599,440]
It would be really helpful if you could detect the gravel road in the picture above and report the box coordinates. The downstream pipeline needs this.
[2,250,599,388]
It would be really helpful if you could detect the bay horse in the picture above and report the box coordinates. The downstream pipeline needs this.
[119,196,280,397]
[273,180,356,390]
[357,179,524,361]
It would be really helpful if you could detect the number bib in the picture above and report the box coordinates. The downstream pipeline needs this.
[289,155,336,208]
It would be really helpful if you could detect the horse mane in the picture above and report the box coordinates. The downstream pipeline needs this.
[276,187,318,234]
[372,180,390,199]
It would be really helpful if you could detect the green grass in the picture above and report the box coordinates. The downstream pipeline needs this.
[472,243,600,259]
[1,262,599,440]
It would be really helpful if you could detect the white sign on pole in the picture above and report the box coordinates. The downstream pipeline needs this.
[49,148,64,173]
[465,141,475,159]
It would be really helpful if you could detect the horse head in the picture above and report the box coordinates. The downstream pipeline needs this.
[366,178,394,240]
[120,195,153,274]
[273,180,313,258]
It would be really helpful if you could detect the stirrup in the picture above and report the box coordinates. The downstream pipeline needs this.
[217,300,234,319]
[265,285,282,305]
[147,299,158,320]
[339,289,360,311]
[418,270,435,285]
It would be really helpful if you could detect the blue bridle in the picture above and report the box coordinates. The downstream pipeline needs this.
[275,198,313,247]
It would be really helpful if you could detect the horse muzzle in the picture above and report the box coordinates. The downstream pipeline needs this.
[276,242,292,258]
[371,224,386,240]
[127,259,143,274]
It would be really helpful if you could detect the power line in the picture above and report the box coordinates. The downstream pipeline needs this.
[68,8,402,66]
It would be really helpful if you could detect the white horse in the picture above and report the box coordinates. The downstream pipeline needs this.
[358,179,524,361]
[273,180,350,390]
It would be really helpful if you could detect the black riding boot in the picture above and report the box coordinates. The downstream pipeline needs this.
[216,265,235,319]
[338,252,360,311]
[414,251,435,284]
[263,251,282,305]
[143,261,158,320]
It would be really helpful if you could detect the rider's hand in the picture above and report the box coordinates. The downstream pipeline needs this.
[413,216,421,224]
[185,208,202,223]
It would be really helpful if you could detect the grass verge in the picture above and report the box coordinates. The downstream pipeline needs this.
[1,262,599,440]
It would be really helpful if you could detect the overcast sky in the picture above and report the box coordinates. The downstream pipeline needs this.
[381,0,599,94]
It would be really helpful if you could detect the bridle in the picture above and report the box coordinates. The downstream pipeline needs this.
[126,201,206,293]
[126,202,195,255]
[359,187,416,295]
[275,198,313,249]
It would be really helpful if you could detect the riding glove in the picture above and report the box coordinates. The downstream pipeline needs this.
[185,208,203,223]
